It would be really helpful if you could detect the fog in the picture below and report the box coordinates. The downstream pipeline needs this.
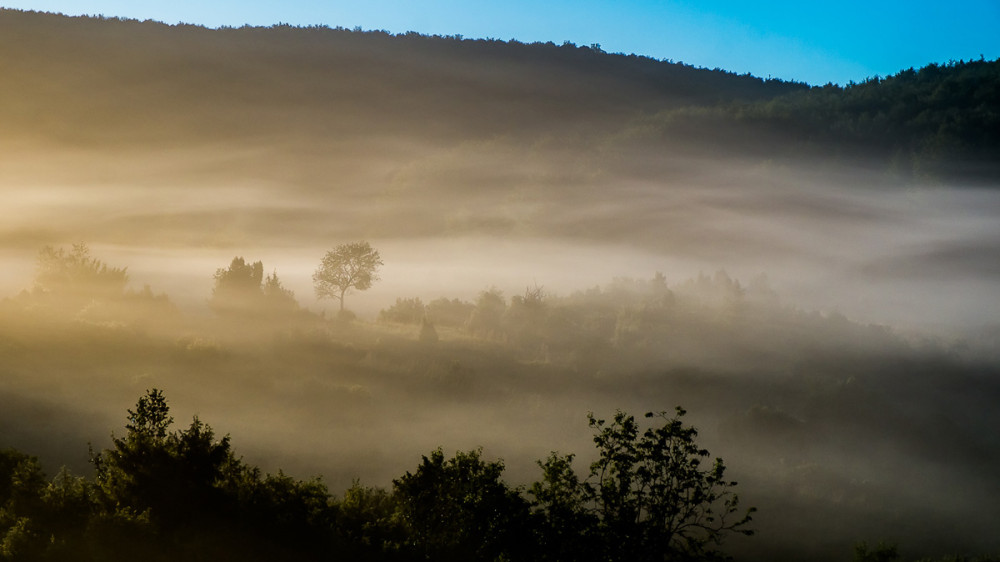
[3,139,1000,560]
[3,143,999,335]
[2,12,999,561]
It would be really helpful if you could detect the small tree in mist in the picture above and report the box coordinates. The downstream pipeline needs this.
[426,297,475,328]
[379,297,426,324]
[261,270,298,313]
[467,288,505,338]
[210,257,298,317]
[313,241,383,313]
[210,257,264,314]
[33,243,128,302]
[24,243,177,325]
[505,284,548,351]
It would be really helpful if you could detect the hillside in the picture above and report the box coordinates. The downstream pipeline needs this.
[1,9,997,182]
[617,58,1000,181]
[0,9,803,147]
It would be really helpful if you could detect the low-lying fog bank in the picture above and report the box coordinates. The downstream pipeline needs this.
[3,147,1000,341]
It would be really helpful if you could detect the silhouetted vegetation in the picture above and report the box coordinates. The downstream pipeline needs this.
[1,389,755,561]
[2,244,175,330]
[394,448,533,561]
[4,389,995,561]
[531,408,754,562]
[1,390,347,561]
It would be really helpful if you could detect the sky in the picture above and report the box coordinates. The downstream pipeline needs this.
[2,1,999,86]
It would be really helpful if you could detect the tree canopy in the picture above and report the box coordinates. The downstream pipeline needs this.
[33,243,128,302]
[313,242,383,313]
[210,257,298,318]
[393,448,533,561]
[0,389,757,562]
[530,408,754,562]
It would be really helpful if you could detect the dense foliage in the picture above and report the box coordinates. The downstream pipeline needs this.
[0,391,351,561]
[4,391,991,561]
[627,58,1000,181]
[210,257,299,318]
[0,390,753,562]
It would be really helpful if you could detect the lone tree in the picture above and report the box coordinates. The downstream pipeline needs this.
[313,241,383,312]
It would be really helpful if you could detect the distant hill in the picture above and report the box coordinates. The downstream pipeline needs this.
[0,8,804,147]
[619,58,1000,181]
[0,8,996,182]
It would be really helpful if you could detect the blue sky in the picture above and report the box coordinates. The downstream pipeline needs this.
[3,1,999,85]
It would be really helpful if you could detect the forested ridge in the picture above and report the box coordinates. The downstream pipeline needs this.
[0,8,803,146]
[622,58,1000,181]
[0,8,997,181]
